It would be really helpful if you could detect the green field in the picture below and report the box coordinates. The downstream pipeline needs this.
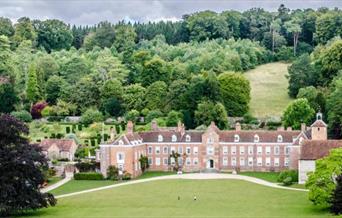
[238,171,280,183]
[26,180,333,218]
[244,62,293,118]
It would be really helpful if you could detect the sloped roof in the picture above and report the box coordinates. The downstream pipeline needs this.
[300,140,342,160]
[139,131,203,143]
[219,130,300,143]
[311,120,327,128]
[112,133,143,145]
[40,139,76,152]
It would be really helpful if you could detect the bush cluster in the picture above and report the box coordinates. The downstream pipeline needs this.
[277,170,298,186]
[74,172,104,180]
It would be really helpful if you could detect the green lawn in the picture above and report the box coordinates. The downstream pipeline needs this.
[244,62,293,118]
[26,179,333,217]
[238,171,280,183]
[46,177,62,187]
[136,171,176,179]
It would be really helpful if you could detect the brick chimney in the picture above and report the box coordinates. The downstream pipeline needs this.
[177,121,185,137]
[286,126,292,131]
[151,119,158,131]
[127,121,134,134]
[277,126,285,131]
[235,122,241,131]
[301,123,306,132]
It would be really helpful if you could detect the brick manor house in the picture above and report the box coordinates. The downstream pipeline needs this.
[99,113,342,183]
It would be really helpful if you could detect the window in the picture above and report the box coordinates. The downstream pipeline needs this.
[193,158,198,165]
[284,158,289,166]
[158,135,163,142]
[155,158,160,166]
[265,146,271,155]
[277,135,283,142]
[223,146,228,155]
[223,157,228,166]
[117,152,124,161]
[163,146,168,154]
[148,146,153,154]
[248,157,253,166]
[257,146,262,155]
[274,146,280,155]
[240,157,245,166]
[231,157,237,166]
[186,157,191,166]
[257,157,262,166]
[240,146,245,155]
[178,158,183,166]
[163,158,168,165]
[148,157,153,165]
[186,147,191,155]
[170,146,176,153]
[186,135,191,142]
[178,146,183,154]
[170,157,175,165]
[254,134,259,143]
[155,146,160,154]
[172,135,177,142]
[299,137,304,144]
[231,146,236,155]
[193,146,198,155]
[266,157,271,166]
[274,157,279,166]
[119,140,124,145]
[207,146,214,155]
[248,146,253,155]
[234,134,240,142]
[285,147,290,155]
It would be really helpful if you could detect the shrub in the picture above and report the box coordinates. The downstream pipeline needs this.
[10,110,32,122]
[57,158,69,162]
[107,165,119,180]
[278,170,298,185]
[66,126,71,133]
[122,172,131,180]
[282,176,293,186]
[75,162,97,172]
[31,101,48,119]
[330,174,342,215]
[74,172,104,180]
[78,124,82,131]
[275,46,294,61]
[146,110,163,123]
[80,108,104,125]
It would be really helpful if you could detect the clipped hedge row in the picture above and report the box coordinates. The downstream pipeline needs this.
[74,172,104,180]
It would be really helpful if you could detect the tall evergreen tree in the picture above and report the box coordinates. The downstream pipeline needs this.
[26,63,40,104]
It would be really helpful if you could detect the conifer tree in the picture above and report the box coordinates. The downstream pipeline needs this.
[330,174,342,215]
[26,63,40,104]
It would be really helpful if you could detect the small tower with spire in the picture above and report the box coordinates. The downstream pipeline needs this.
[310,112,327,140]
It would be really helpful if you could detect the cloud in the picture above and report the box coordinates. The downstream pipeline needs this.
[0,0,341,25]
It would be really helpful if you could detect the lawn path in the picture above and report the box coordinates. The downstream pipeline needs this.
[41,173,73,193]
[54,173,307,199]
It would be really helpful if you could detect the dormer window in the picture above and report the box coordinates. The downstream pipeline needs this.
[186,135,191,142]
[234,134,240,142]
[172,135,177,142]
[299,137,304,144]
[277,135,283,143]
[119,140,124,145]
[207,137,213,144]
[158,135,163,142]
[254,135,259,143]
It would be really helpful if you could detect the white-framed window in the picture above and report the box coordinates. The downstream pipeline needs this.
[274,146,279,155]
[240,157,245,166]
[186,157,191,166]
[207,146,214,155]
[274,157,279,166]
[223,157,228,166]
[186,135,191,142]
[207,137,214,144]
[231,157,237,166]
[178,146,183,154]
[265,146,271,155]
[155,157,161,166]
[119,140,124,145]
[257,157,262,166]
[234,134,240,142]
[240,146,245,155]
[193,158,198,165]
[231,146,236,155]
[148,157,153,165]
[277,135,283,142]
[254,134,259,143]
[163,146,168,154]
[193,146,198,155]
[163,158,168,165]
[178,158,183,166]
[186,147,191,155]
[248,157,253,166]
[148,146,152,154]
[158,135,163,142]
[257,146,262,155]
[284,158,289,166]
[170,146,176,153]
[248,146,253,155]
[172,135,177,142]
[223,146,228,155]
[155,146,160,154]
[117,152,124,161]
[266,157,271,166]
[285,147,290,155]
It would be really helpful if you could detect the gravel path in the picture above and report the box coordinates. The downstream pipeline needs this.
[54,173,307,199]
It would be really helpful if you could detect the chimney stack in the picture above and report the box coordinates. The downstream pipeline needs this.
[151,119,158,131]
[301,123,306,132]
[277,126,285,131]
[127,121,134,134]
[235,122,241,131]
[286,126,292,131]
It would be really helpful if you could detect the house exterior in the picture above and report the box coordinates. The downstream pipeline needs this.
[99,113,342,182]
[40,139,78,161]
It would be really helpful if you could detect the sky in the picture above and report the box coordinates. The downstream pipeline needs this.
[1,0,342,26]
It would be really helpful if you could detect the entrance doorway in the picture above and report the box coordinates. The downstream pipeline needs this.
[207,159,214,169]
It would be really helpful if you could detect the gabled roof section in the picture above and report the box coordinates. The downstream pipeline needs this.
[111,133,142,146]
[219,130,301,143]
[139,130,203,143]
[300,140,342,160]
[40,139,76,152]
[310,120,327,128]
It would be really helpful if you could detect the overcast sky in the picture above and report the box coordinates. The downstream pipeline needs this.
[1,0,342,26]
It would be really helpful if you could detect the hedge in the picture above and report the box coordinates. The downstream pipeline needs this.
[74,172,104,180]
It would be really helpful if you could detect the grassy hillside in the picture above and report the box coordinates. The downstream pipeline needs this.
[244,62,293,118]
